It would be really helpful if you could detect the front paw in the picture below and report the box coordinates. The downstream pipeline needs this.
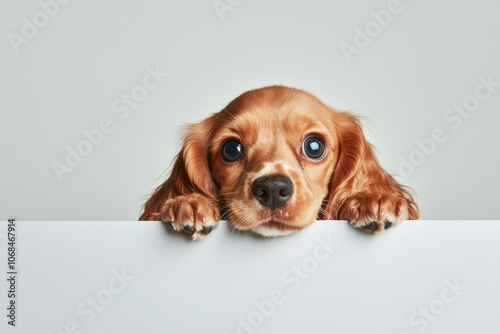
[159,193,219,240]
[341,194,410,233]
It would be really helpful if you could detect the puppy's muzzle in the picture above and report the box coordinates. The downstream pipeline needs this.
[252,175,293,210]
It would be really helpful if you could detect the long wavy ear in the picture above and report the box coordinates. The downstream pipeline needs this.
[322,110,419,220]
[139,119,217,220]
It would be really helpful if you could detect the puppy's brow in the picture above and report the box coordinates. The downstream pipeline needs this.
[214,127,243,141]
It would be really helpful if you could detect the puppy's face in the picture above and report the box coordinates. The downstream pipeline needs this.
[208,88,340,236]
[140,86,419,237]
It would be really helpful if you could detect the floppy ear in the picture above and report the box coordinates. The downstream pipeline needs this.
[322,110,419,220]
[139,119,217,221]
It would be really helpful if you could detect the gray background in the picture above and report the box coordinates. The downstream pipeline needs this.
[1,0,499,220]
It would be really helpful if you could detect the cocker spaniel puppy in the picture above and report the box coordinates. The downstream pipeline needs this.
[140,86,419,240]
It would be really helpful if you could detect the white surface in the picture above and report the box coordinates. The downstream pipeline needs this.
[1,0,500,221]
[1,220,499,333]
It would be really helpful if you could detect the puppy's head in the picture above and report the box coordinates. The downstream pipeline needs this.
[167,86,345,237]
[202,87,339,236]
[141,86,407,236]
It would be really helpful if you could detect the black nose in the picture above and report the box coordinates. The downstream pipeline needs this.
[252,176,294,210]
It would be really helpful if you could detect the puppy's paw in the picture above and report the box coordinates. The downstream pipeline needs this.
[341,194,410,233]
[159,193,219,240]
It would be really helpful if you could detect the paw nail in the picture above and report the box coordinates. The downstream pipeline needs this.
[181,225,195,235]
[385,222,393,229]
[364,221,378,231]
[201,226,213,235]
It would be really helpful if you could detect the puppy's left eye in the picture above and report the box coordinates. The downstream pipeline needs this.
[302,135,326,160]
[221,140,243,162]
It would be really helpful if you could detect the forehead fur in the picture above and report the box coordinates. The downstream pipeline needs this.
[212,86,332,141]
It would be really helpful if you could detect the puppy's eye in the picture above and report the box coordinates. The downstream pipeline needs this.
[221,140,243,162]
[302,136,326,160]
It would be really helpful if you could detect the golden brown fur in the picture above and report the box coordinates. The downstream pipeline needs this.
[140,86,419,239]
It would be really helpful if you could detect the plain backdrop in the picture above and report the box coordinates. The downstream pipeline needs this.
[1,0,499,220]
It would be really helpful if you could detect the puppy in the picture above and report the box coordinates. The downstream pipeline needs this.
[140,86,419,240]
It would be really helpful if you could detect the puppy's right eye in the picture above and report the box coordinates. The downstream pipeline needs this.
[302,135,326,160]
[221,140,243,162]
